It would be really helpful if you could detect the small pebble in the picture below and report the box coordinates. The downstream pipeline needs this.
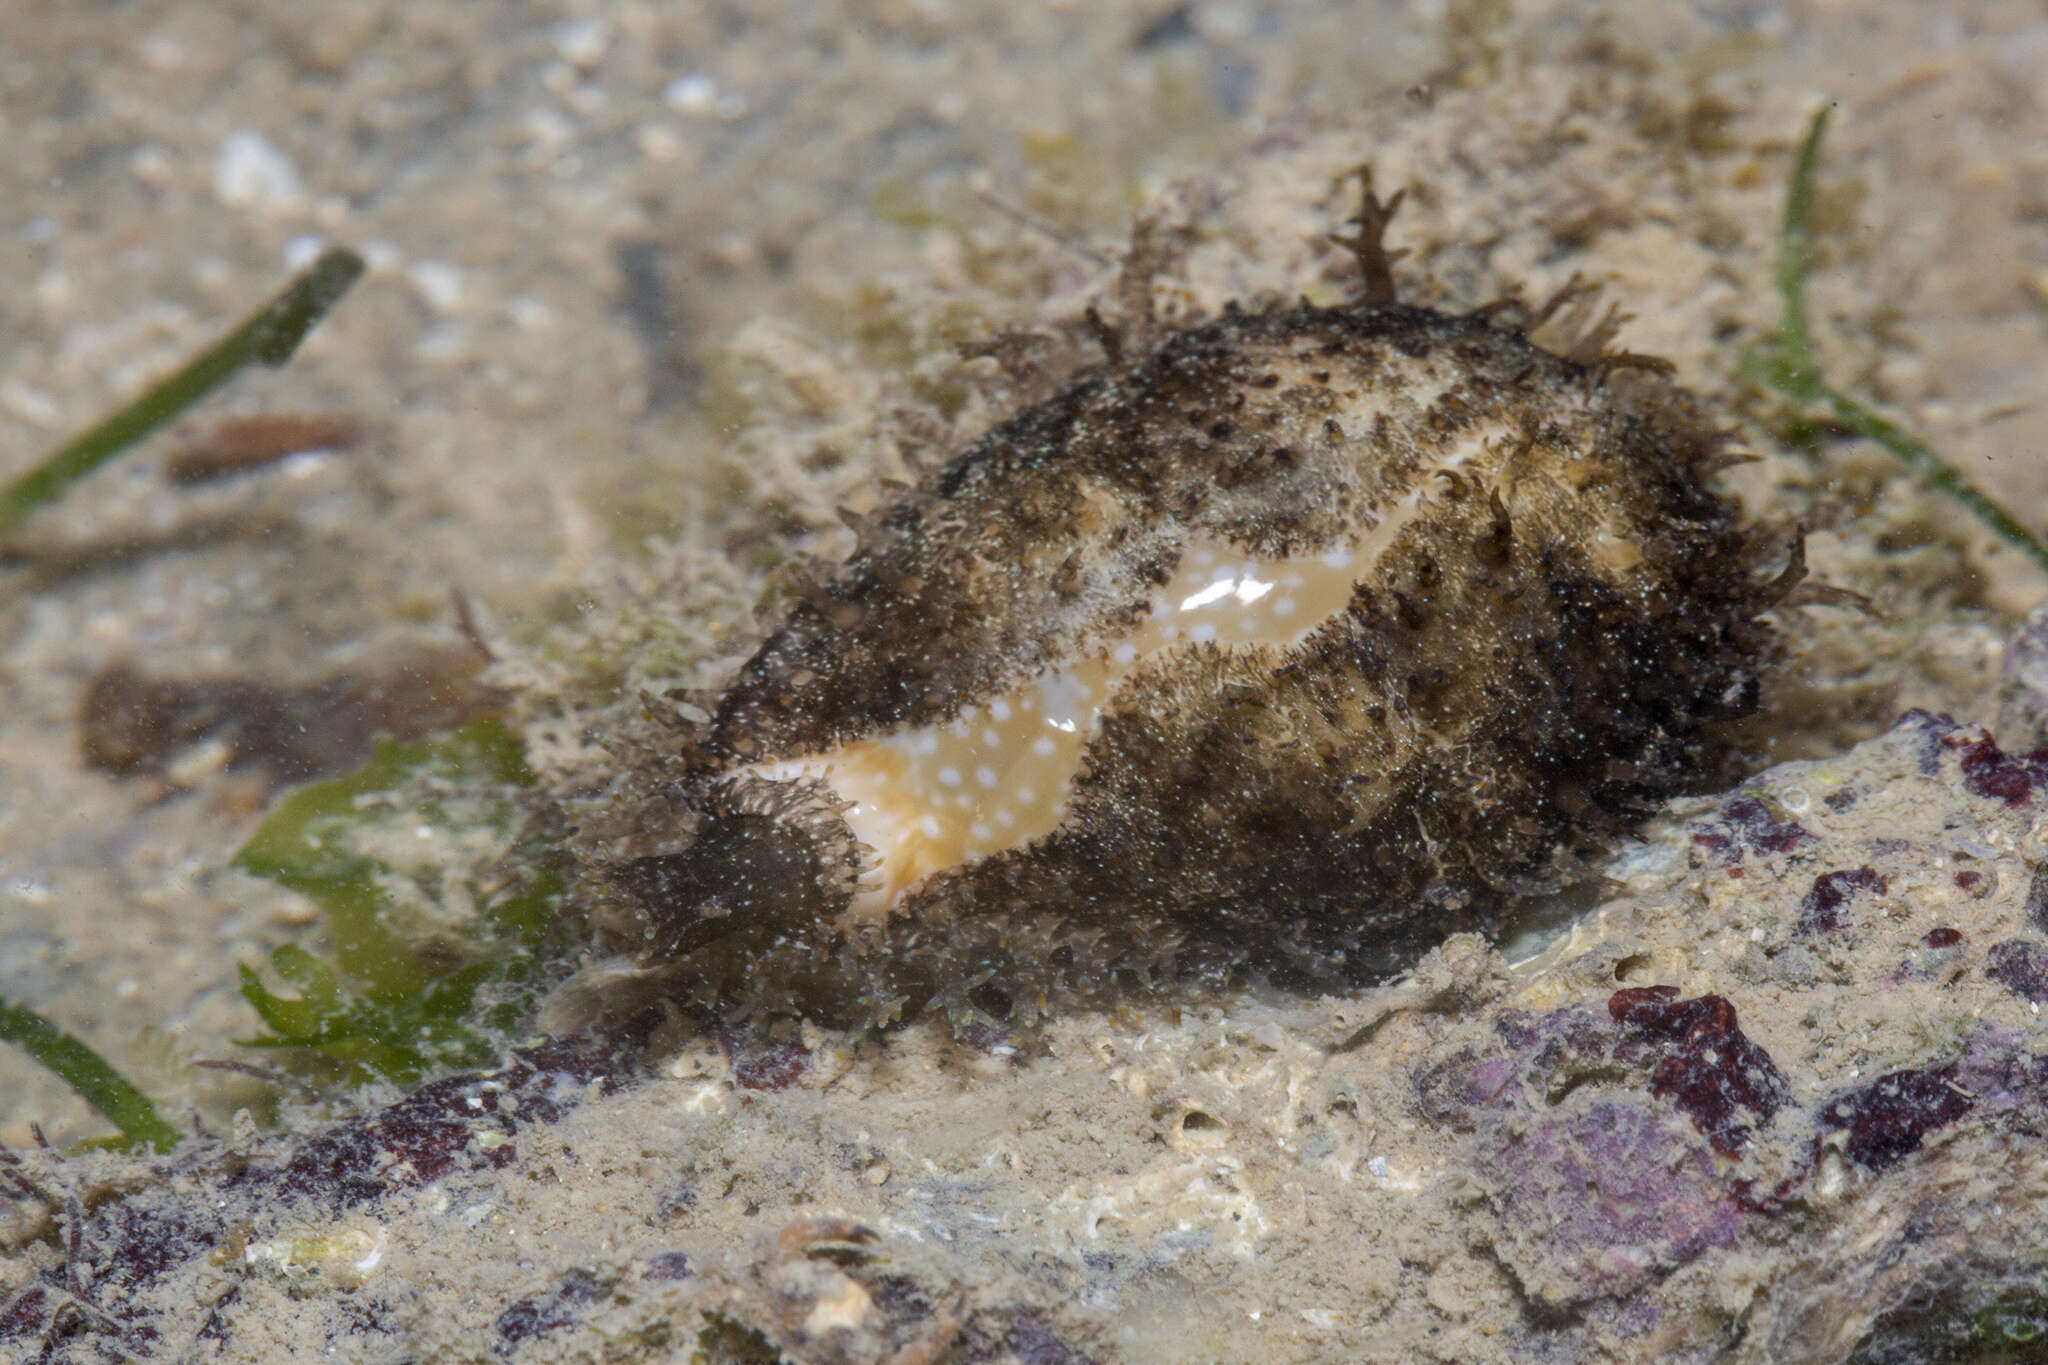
[215,130,303,210]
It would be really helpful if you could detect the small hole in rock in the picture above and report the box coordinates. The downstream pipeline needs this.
[1612,953,1654,983]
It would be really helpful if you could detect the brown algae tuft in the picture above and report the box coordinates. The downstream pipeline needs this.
[556,171,1798,1035]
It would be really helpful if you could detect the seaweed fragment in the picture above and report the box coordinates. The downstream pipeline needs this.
[231,719,563,1085]
[1940,725,2048,810]
[0,996,179,1153]
[1741,106,2048,572]
[81,642,500,786]
[163,412,364,484]
[1687,794,1811,865]
[496,1268,605,1353]
[1815,1062,1973,1172]
[1610,986,1788,1156]
[1797,866,1884,935]
[721,1031,809,1092]
[1988,939,2048,1005]
[0,247,363,540]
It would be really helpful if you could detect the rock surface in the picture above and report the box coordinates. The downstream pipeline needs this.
[11,710,2048,1360]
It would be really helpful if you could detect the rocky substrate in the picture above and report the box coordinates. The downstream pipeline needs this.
[7,706,2048,1363]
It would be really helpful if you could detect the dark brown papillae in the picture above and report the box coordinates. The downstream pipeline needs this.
[582,270,1781,1027]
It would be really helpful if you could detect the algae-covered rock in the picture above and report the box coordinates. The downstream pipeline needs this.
[10,706,2048,1362]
